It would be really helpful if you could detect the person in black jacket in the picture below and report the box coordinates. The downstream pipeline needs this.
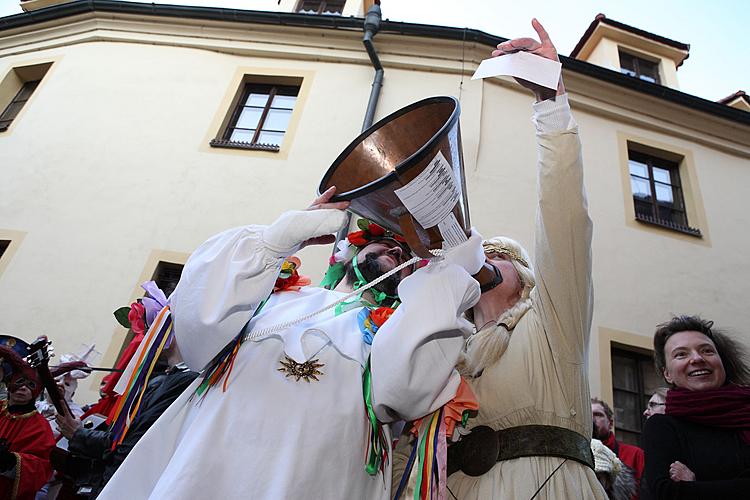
[642,315,750,499]
[55,342,197,498]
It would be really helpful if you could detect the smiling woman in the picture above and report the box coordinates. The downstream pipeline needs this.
[642,315,750,499]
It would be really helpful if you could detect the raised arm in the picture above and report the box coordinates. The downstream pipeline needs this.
[370,232,483,422]
[171,188,348,370]
[531,96,592,363]
[495,19,592,362]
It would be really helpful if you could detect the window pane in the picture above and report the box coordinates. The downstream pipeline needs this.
[634,199,652,217]
[272,94,297,110]
[299,0,320,11]
[658,206,686,226]
[630,177,652,199]
[639,60,660,83]
[152,262,184,298]
[619,52,635,71]
[618,429,641,447]
[612,355,638,391]
[257,130,285,146]
[245,93,270,107]
[0,101,25,121]
[236,107,263,129]
[17,81,39,100]
[230,129,255,143]
[628,159,649,178]
[640,359,663,396]
[654,182,674,203]
[263,108,293,132]
[653,167,671,184]
[614,390,641,432]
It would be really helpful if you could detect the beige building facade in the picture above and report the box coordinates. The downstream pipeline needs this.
[1,0,749,442]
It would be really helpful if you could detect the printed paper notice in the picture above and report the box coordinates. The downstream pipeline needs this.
[395,150,459,229]
[439,212,468,248]
[471,51,561,90]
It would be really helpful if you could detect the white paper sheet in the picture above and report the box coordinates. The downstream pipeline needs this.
[471,51,562,90]
[395,151,459,229]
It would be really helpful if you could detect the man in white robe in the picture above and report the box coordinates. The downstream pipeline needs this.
[98,191,485,500]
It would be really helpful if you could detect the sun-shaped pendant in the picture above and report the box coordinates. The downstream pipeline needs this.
[277,355,325,382]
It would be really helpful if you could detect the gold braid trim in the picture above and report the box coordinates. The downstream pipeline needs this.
[11,451,21,500]
[0,401,37,420]
[481,242,530,269]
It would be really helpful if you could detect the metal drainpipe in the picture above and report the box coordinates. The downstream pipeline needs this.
[361,1,383,131]
[332,1,384,248]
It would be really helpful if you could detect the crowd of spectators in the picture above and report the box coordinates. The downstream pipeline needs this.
[592,315,750,500]
[1,309,748,500]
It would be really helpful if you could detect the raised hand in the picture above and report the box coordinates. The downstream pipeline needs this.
[302,186,350,248]
[55,405,83,440]
[491,18,565,101]
[307,186,350,212]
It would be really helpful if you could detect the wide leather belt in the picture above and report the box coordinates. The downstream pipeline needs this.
[447,424,595,477]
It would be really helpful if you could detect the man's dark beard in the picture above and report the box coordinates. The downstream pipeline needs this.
[345,253,401,298]
[592,425,609,441]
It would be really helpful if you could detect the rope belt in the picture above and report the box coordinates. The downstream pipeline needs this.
[447,424,594,477]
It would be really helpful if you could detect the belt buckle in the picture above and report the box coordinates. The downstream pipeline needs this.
[459,426,499,477]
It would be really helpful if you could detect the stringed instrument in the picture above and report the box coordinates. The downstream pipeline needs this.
[27,336,95,499]
[26,335,71,416]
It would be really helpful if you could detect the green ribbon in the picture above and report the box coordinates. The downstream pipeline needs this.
[351,254,399,307]
[363,357,383,475]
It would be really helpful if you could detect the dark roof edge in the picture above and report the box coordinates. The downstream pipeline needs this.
[717,90,748,105]
[570,13,689,58]
[2,0,747,125]
[600,16,689,52]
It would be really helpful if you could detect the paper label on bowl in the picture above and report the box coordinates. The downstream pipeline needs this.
[439,212,469,248]
[395,150,460,229]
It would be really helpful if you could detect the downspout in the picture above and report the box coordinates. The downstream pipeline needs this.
[333,0,383,247]
[361,0,383,131]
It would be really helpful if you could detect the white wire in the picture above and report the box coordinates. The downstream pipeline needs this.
[243,249,445,341]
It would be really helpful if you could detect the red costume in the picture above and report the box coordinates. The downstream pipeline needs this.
[0,337,57,500]
[602,432,645,499]
[0,401,56,500]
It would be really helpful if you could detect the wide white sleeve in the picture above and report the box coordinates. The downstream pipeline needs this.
[170,209,347,370]
[169,225,285,370]
[531,94,594,363]
[370,260,480,422]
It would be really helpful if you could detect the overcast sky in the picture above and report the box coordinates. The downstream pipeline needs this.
[0,0,745,101]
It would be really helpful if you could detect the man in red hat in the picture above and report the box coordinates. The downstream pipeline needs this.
[0,339,56,500]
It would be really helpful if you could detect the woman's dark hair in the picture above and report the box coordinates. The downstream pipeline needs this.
[653,315,750,386]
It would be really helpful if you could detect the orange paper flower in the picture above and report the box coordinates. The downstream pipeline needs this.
[411,377,479,438]
[370,306,395,327]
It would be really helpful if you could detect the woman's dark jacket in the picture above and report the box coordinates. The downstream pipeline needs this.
[642,413,750,499]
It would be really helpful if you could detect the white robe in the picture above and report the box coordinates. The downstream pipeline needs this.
[99,222,480,499]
